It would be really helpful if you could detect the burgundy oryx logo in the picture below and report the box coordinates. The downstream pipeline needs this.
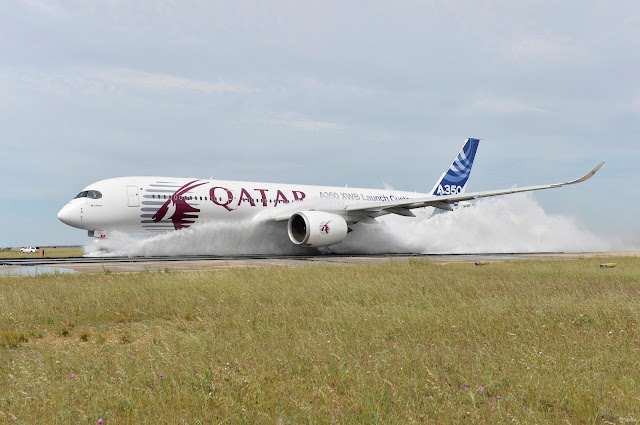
[320,221,331,234]
[152,180,207,230]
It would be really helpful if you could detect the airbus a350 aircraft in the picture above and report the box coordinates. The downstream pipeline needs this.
[58,139,603,249]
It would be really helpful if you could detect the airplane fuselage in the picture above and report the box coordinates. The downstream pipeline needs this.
[57,176,424,235]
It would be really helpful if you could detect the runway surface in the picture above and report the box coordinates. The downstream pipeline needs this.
[1,252,637,275]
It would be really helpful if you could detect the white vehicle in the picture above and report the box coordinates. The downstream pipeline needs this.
[20,246,38,253]
[57,139,603,250]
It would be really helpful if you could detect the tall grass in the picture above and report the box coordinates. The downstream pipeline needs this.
[0,257,639,424]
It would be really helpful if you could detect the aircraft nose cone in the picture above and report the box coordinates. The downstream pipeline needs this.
[57,204,81,228]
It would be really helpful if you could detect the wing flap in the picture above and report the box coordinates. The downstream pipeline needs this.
[384,207,417,217]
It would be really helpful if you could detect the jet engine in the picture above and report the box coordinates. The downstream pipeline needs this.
[287,211,348,247]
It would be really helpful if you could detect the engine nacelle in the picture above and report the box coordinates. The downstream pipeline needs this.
[287,211,348,247]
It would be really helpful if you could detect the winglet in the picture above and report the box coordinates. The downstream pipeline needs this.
[566,162,604,185]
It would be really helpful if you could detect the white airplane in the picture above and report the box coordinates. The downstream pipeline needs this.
[57,139,603,249]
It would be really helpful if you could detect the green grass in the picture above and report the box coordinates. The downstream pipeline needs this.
[0,247,83,259]
[1,257,639,424]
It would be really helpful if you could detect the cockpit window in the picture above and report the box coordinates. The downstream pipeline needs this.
[75,190,102,199]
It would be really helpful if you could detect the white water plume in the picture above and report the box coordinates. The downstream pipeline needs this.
[84,193,616,257]
[83,219,311,257]
[325,193,614,254]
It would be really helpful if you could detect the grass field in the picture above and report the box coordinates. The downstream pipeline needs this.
[0,247,83,259]
[1,258,639,424]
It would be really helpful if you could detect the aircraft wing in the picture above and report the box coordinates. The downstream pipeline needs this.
[274,162,604,222]
[347,162,604,215]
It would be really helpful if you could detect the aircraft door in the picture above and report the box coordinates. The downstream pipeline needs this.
[126,185,140,207]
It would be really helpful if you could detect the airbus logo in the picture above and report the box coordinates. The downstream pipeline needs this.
[436,184,463,195]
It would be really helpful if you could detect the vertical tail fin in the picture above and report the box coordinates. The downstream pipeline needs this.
[430,138,480,196]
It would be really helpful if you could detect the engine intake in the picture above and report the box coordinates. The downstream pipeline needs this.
[287,211,348,247]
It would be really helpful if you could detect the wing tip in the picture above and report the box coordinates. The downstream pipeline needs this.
[568,162,605,185]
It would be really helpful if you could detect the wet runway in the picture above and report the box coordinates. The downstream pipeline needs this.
[1,252,637,275]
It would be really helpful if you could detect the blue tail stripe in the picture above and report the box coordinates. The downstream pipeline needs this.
[447,167,470,179]
[441,171,470,184]
[452,157,471,171]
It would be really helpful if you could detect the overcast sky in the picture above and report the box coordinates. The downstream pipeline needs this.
[1,0,638,247]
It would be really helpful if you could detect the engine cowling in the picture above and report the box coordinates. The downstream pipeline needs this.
[287,211,348,247]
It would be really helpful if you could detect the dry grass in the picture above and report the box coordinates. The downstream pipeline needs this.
[0,247,83,259]
[0,257,639,424]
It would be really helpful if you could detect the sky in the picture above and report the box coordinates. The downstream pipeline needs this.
[0,0,638,248]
